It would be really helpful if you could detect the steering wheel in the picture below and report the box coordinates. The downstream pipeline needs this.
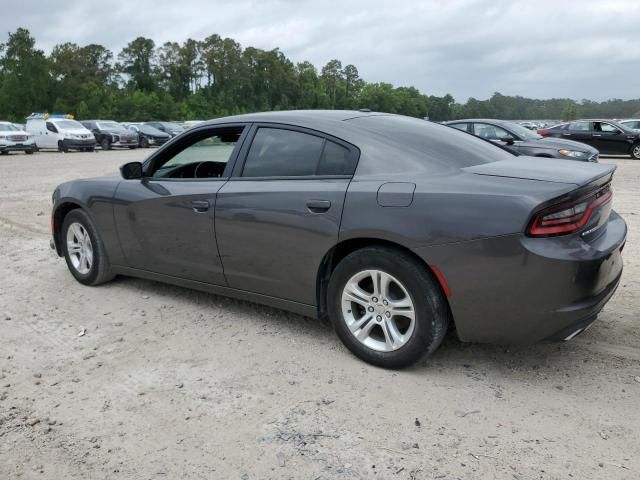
[194,161,221,178]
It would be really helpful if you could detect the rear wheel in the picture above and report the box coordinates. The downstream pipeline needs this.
[327,246,449,368]
[61,209,114,286]
[631,143,640,160]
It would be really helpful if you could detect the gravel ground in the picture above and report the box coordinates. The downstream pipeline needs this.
[1,149,639,480]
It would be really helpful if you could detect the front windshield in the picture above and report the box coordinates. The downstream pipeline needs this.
[55,120,85,130]
[140,125,164,135]
[508,122,542,140]
[609,121,635,134]
[98,121,127,131]
[0,123,20,131]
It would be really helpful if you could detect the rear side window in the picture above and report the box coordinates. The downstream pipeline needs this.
[449,123,469,132]
[242,128,356,177]
[568,121,590,131]
[317,140,357,175]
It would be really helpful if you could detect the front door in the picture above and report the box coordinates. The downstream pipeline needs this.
[563,121,594,147]
[113,125,247,285]
[215,125,359,305]
[591,121,629,154]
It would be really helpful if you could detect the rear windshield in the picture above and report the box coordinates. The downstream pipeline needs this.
[347,115,513,167]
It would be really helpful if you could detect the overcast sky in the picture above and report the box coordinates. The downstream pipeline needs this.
[3,0,639,101]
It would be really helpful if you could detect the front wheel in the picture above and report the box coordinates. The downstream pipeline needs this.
[61,209,114,286]
[101,138,111,151]
[58,141,69,153]
[140,137,149,148]
[327,247,449,368]
[631,143,640,160]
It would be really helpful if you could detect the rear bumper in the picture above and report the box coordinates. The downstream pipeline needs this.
[413,210,627,344]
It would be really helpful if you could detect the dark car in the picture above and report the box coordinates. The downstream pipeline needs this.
[445,119,599,161]
[81,120,139,150]
[49,111,626,368]
[538,120,640,159]
[127,124,171,148]
[144,121,185,137]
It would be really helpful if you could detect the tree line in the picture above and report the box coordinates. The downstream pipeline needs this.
[0,28,638,123]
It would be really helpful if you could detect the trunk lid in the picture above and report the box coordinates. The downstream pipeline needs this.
[463,157,615,186]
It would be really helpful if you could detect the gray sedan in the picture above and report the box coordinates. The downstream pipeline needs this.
[50,111,626,368]
[445,118,599,161]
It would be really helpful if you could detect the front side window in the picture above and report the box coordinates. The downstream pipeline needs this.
[596,122,620,133]
[46,122,58,133]
[242,128,324,177]
[151,128,243,179]
[474,123,511,140]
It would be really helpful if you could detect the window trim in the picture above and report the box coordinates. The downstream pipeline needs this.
[472,122,513,141]
[230,122,360,180]
[141,123,250,182]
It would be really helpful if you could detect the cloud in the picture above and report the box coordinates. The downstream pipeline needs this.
[2,0,639,101]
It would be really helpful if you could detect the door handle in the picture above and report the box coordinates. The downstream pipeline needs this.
[593,134,602,137]
[191,200,209,213]
[306,199,331,213]
[562,133,571,136]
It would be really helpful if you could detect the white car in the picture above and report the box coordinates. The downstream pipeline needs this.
[619,119,640,131]
[25,114,96,152]
[0,121,36,155]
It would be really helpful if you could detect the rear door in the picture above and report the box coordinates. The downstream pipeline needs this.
[562,121,594,147]
[215,125,359,305]
[113,124,248,285]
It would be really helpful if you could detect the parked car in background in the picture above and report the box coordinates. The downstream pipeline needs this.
[126,124,171,148]
[182,120,205,129]
[49,111,626,368]
[538,120,640,159]
[144,121,185,137]
[444,119,599,161]
[81,120,139,150]
[0,121,36,155]
[26,114,96,152]
[518,121,538,130]
[619,119,640,131]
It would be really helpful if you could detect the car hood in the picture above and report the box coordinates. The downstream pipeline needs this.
[463,157,615,186]
[532,137,598,153]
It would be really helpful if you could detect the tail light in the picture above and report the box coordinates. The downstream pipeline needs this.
[537,129,550,136]
[527,185,612,236]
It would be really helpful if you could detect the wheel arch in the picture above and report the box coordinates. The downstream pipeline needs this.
[52,201,84,255]
[316,237,453,325]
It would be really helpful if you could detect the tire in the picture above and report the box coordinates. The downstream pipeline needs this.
[58,141,68,153]
[0,151,8,155]
[631,143,640,160]
[88,147,95,152]
[25,149,34,155]
[101,138,112,151]
[128,145,137,150]
[140,137,149,148]
[327,246,449,368]
[61,209,115,286]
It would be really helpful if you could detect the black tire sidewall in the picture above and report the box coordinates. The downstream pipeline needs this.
[328,247,449,369]
[140,138,149,148]
[101,138,111,150]
[61,210,105,285]
[631,143,640,160]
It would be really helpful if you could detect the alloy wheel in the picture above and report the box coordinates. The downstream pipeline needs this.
[66,222,93,274]
[341,269,416,352]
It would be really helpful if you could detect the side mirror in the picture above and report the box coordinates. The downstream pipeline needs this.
[120,161,143,180]
[611,129,621,135]
[500,136,515,145]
